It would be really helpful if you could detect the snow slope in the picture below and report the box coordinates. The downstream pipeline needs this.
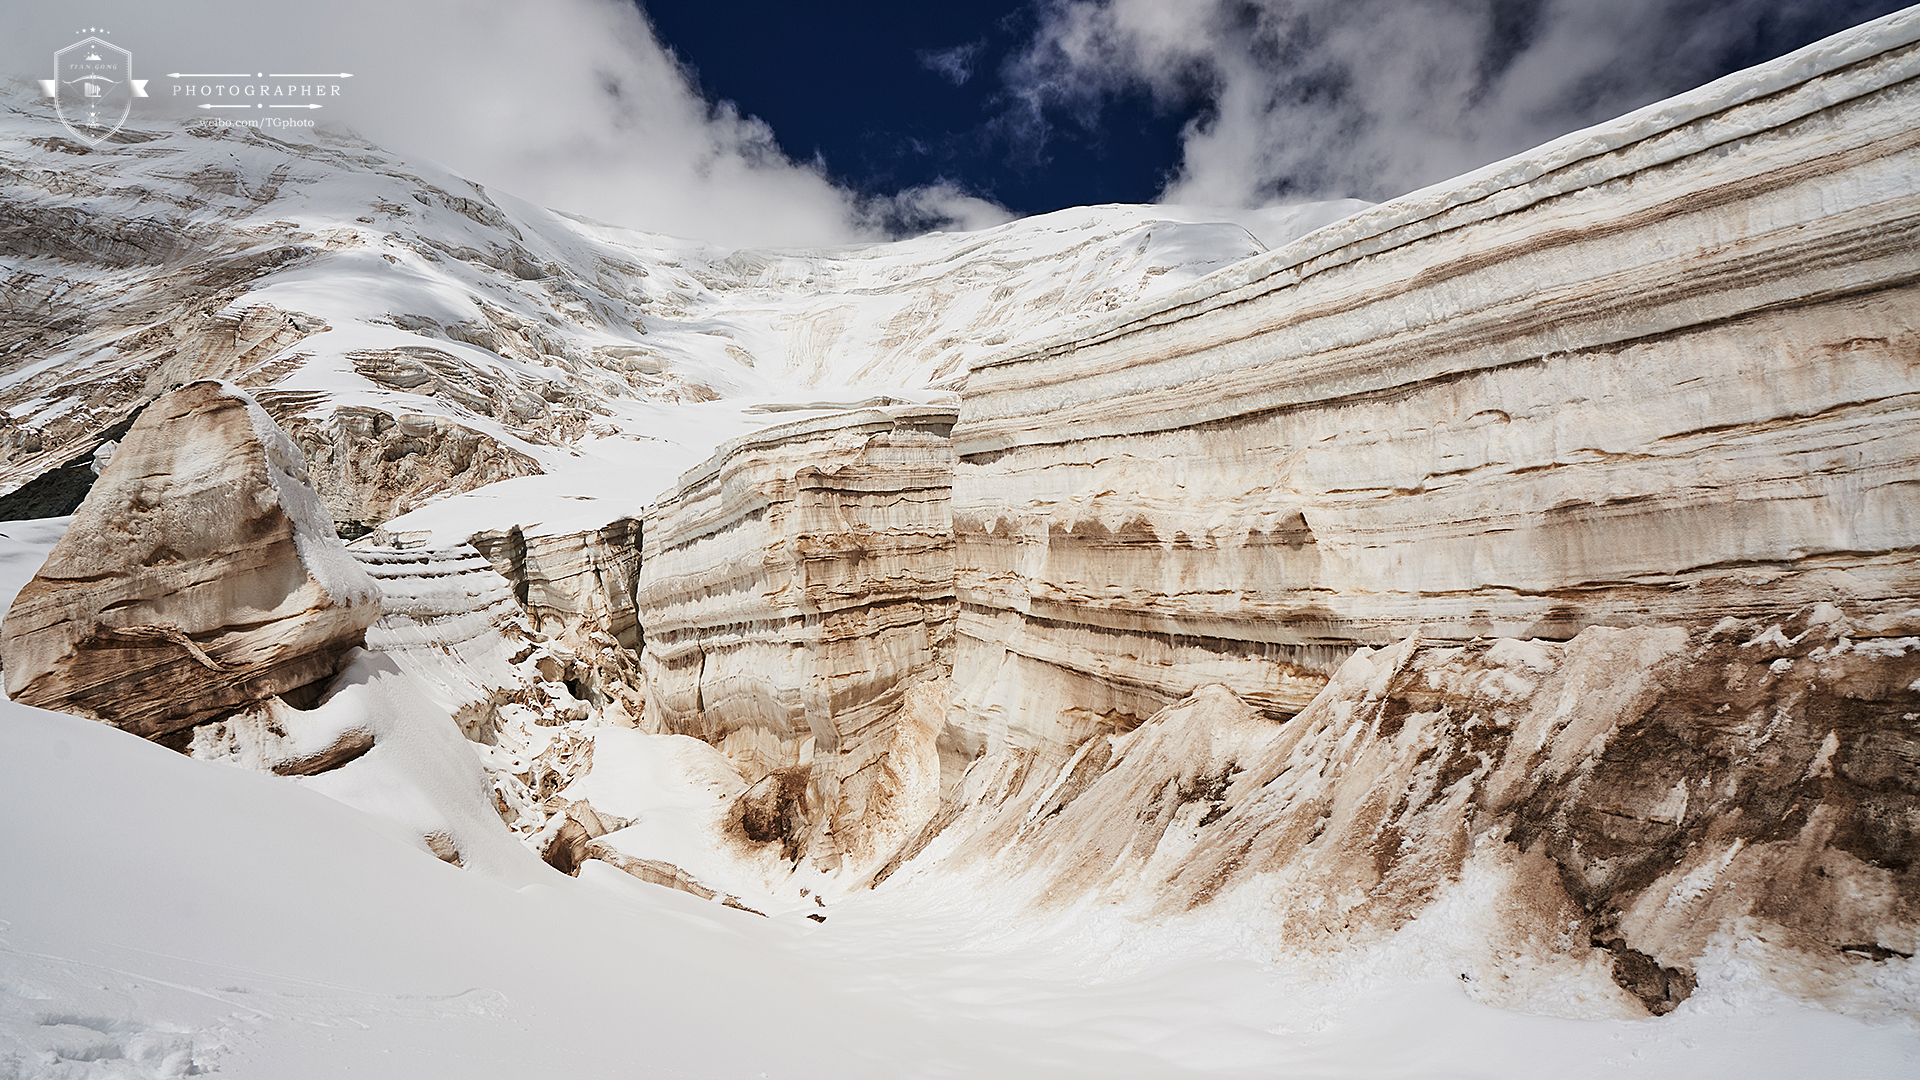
[3,688,1916,1078]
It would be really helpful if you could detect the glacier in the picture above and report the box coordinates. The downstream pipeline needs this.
[3,5,1920,1078]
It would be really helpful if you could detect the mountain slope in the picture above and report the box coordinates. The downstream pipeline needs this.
[0,86,1350,537]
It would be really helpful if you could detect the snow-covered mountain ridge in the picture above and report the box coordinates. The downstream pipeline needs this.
[0,82,1350,536]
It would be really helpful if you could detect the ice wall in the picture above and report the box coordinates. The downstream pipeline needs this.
[637,404,957,870]
[946,13,1920,757]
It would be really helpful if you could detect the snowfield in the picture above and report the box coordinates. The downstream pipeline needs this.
[5,689,1918,1078]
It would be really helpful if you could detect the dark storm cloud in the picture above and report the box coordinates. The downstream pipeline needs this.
[1002,0,1911,206]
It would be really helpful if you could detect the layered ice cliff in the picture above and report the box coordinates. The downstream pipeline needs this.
[637,403,958,872]
[623,7,1920,1013]
[947,22,1920,747]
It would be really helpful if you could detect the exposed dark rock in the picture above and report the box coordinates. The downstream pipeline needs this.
[733,766,815,861]
[1593,937,1697,1014]
[0,404,147,521]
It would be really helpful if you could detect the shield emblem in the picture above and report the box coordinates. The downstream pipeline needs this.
[42,37,148,145]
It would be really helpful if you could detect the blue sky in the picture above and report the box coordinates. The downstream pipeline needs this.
[638,0,1911,220]
[640,0,1190,216]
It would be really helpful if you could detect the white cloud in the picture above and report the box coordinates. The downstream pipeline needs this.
[0,0,1007,246]
[861,181,1018,234]
[919,41,985,86]
[1006,0,1902,207]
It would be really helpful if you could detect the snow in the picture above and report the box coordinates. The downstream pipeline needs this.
[5,691,1918,1079]
[288,649,548,884]
[556,726,792,911]
[224,382,382,608]
[6,7,1920,1074]
[0,527,1881,1072]
[0,78,1375,549]
[374,397,777,548]
[2,517,1917,1076]
[1852,637,1918,659]
[0,694,871,1078]
[0,519,71,609]
[1140,198,1373,251]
